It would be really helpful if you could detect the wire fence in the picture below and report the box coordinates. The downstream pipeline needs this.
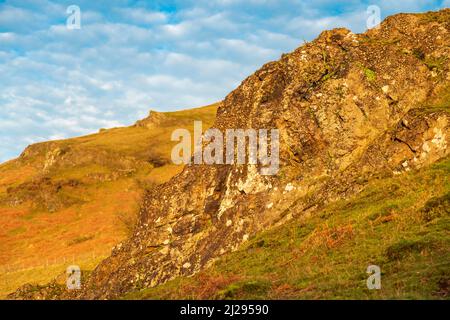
[0,251,107,274]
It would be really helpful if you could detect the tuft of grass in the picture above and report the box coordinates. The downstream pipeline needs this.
[363,68,376,82]
[67,235,95,246]
[116,210,139,237]
[367,204,398,222]
[412,48,426,60]
[420,193,450,222]
[216,280,271,300]
[418,85,450,114]
[385,239,436,261]
[7,226,27,237]
[356,63,376,82]
[423,56,447,72]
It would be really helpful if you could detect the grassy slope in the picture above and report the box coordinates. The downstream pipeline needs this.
[125,157,449,300]
[0,104,218,298]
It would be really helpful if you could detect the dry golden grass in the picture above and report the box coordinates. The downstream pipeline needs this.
[0,103,218,298]
[0,254,107,299]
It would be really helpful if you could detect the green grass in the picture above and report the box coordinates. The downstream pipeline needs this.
[363,68,376,82]
[424,56,447,72]
[124,157,450,300]
[356,63,377,83]
[420,85,450,114]
[67,235,95,246]
[6,226,27,237]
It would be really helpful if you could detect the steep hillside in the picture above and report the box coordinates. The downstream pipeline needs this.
[125,157,449,299]
[8,9,450,300]
[0,104,218,298]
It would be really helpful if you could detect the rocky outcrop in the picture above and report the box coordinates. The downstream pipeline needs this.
[11,9,450,300]
[72,9,449,299]
[135,110,169,129]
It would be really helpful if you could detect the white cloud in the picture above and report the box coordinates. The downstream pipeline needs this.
[116,7,167,24]
[0,0,447,163]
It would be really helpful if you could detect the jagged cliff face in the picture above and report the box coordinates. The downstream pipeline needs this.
[13,10,448,299]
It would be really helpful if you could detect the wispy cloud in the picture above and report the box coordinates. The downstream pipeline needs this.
[0,0,447,162]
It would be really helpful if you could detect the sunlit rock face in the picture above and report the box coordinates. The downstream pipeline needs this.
[77,9,449,300]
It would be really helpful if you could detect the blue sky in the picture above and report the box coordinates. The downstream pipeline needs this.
[0,0,448,162]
